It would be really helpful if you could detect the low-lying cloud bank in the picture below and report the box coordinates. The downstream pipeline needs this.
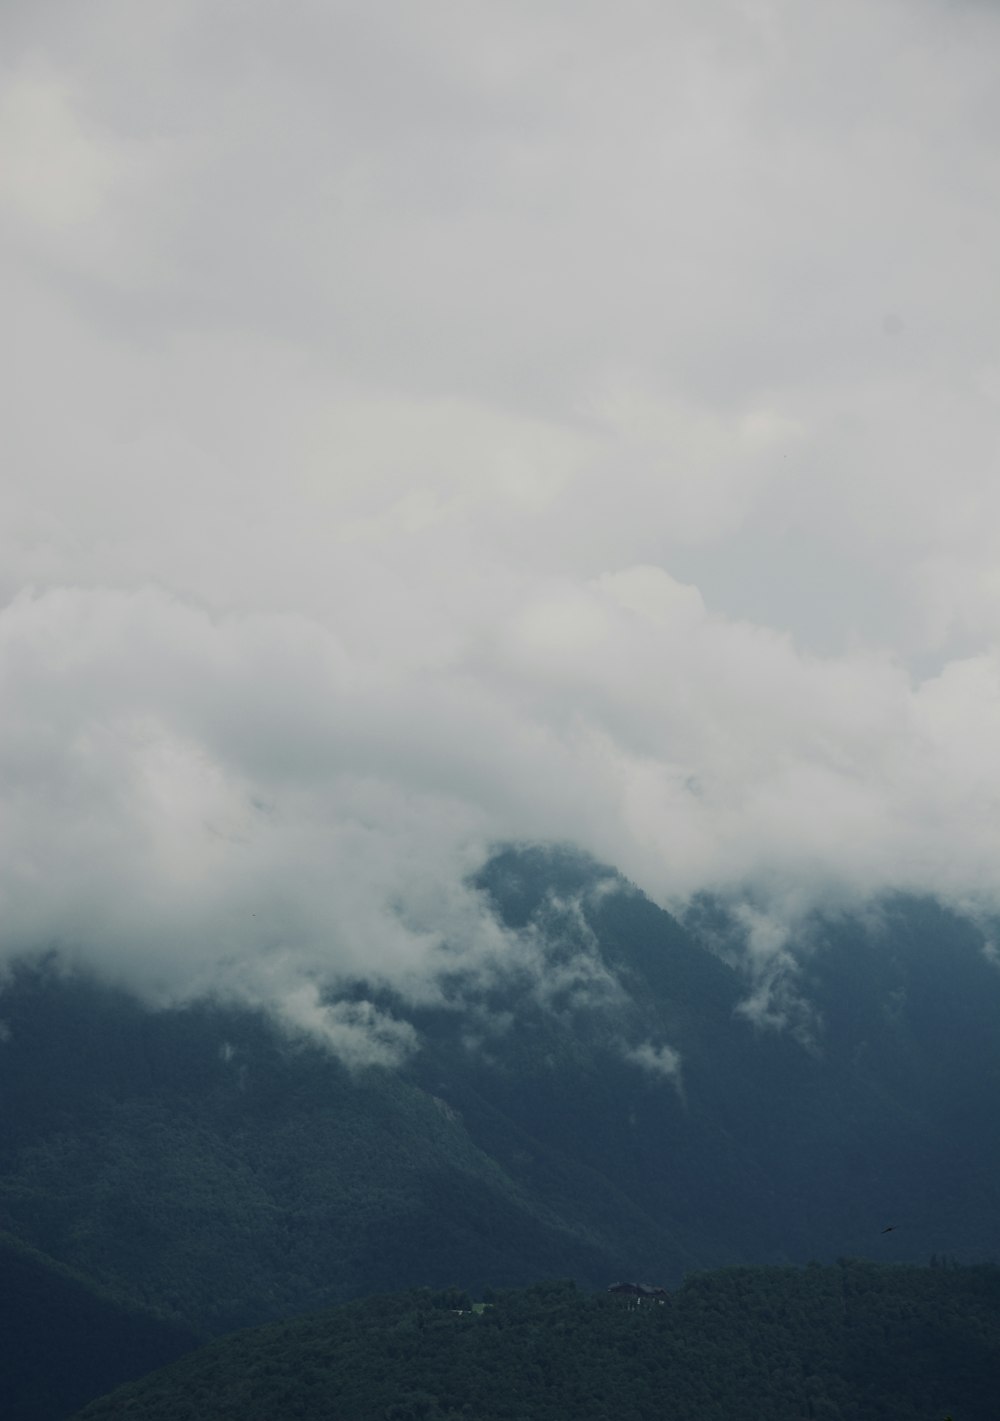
[1,580,998,1034]
[3,0,1000,1059]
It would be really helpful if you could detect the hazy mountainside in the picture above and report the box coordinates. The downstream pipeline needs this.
[0,966,624,1336]
[2,846,1000,1357]
[77,1265,1000,1421]
[0,1229,198,1421]
[419,848,1000,1270]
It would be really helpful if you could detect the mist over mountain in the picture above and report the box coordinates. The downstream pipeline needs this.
[4,2,1000,1413]
[4,0,1000,1068]
[3,846,998,1367]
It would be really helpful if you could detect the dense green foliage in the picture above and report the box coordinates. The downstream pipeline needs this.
[0,965,622,1335]
[0,1229,198,1421]
[3,845,1000,1418]
[78,1264,1000,1421]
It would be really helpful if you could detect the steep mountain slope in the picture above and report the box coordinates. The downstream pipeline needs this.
[0,965,630,1335]
[420,848,1000,1270]
[0,1230,198,1421]
[75,1265,1000,1421]
[1,845,999,1358]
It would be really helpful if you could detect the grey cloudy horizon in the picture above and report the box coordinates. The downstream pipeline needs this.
[3,0,1000,1046]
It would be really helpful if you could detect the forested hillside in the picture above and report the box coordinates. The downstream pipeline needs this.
[0,961,625,1335]
[0,1230,198,1421]
[1,848,999,1361]
[77,1264,1000,1421]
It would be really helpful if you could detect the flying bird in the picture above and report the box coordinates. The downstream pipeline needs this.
[881,1225,898,1234]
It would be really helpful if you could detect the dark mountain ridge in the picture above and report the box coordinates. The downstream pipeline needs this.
[75,1264,1000,1421]
[0,1229,199,1421]
[2,846,999,1414]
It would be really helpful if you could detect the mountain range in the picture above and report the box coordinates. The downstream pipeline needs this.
[2,845,999,1415]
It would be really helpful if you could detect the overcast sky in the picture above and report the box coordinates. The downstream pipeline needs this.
[2,0,1000,1044]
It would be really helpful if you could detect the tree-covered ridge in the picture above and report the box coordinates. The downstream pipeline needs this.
[0,964,631,1335]
[3,848,1000,1346]
[77,1263,1000,1421]
[0,1229,199,1421]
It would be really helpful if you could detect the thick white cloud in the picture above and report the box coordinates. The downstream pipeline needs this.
[2,0,1000,1051]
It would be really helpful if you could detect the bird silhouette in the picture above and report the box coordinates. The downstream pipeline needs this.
[881,1225,898,1234]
